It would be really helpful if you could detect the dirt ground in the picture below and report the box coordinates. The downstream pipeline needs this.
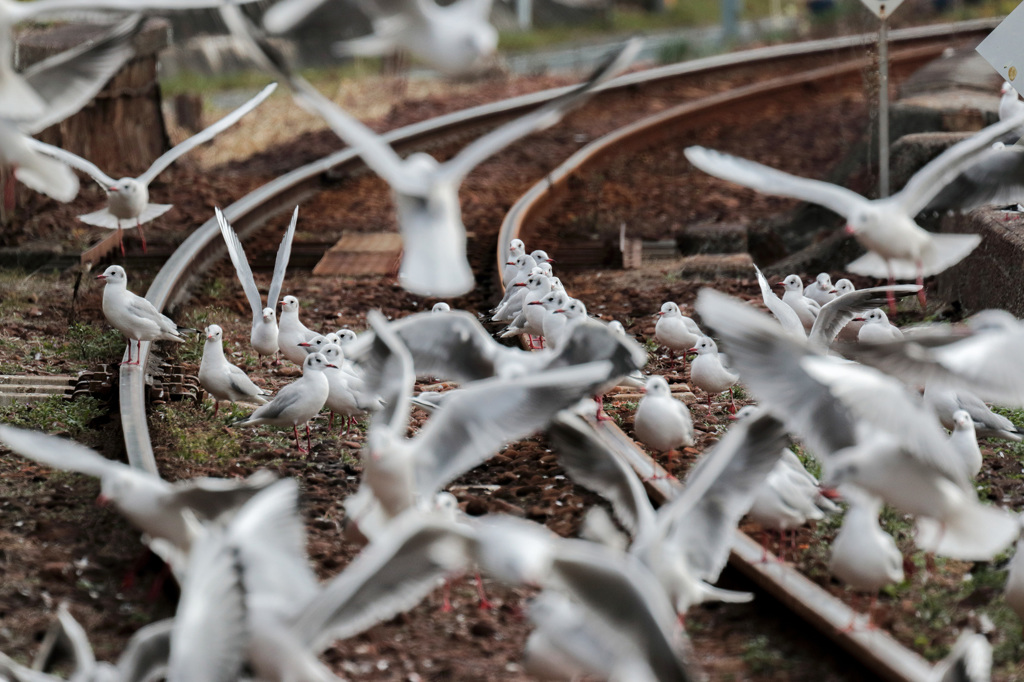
[2,49,1023,682]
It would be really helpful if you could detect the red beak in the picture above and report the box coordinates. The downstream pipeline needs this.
[852,317,865,322]
[843,225,855,235]
[687,347,698,353]
[555,309,566,313]
[207,335,214,341]
[656,311,665,316]
[546,258,555,263]
[514,282,526,287]
[298,342,311,347]
[95,274,106,280]
[829,289,838,294]
[108,186,119,192]
[528,301,543,306]
[820,487,842,500]
[326,363,338,369]
[96,494,111,507]
[506,260,515,265]
[774,282,785,288]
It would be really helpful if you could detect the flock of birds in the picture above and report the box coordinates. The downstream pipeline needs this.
[4,1,1024,681]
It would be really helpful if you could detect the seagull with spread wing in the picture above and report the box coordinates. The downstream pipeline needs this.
[216,205,298,364]
[685,109,1024,311]
[31,82,276,254]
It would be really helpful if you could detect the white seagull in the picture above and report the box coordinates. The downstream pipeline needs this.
[97,264,194,365]
[685,108,1024,308]
[688,335,739,412]
[225,14,639,297]
[33,83,276,254]
[278,294,319,365]
[633,375,693,457]
[198,324,271,416]
[232,352,333,453]
[216,205,298,364]
[804,272,837,306]
[654,301,702,369]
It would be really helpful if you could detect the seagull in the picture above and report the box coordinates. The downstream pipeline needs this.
[263,0,499,76]
[321,342,381,435]
[0,425,275,570]
[33,83,276,254]
[0,15,142,205]
[654,301,702,370]
[278,295,319,365]
[216,205,298,365]
[96,264,194,365]
[687,335,739,412]
[696,288,1019,561]
[948,409,983,480]
[633,375,693,457]
[999,81,1024,125]
[232,352,333,453]
[503,238,526,285]
[828,486,904,629]
[0,0,262,120]
[548,298,588,351]
[199,324,270,416]
[778,274,819,330]
[431,302,451,313]
[685,108,1024,309]
[929,628,993,682]
[492,268,545,322]
[856,308,903,344]
[804,272,836,306]
[923,380,1023,441]
[223,11,639,297]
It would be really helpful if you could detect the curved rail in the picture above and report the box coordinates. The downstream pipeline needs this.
[495,47,954,682]
[121,18,995,490]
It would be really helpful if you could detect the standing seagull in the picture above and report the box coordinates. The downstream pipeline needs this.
[216,205,298,364]
[33,83,276,254]
[97,265,193,365]
[654,301,702,370]
[688,336,739,412]
[804,272,837,306]
[685,108,1024,310]
[278,295,319,365]
[232,352,333,453]
[199,324,270,416]
[633,375,694,463]
[222,9,639,297]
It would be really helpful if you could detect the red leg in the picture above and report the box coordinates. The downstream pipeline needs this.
[475,572,493,610]
[728,387,736,414]
[118,226,125,257]
[293,425,304,453]
[306,423,312,452]
[213,401,219,417]
[595,394,614,422]
[329,412,335,431]
[440,579,453,613]
[137,218,147,254]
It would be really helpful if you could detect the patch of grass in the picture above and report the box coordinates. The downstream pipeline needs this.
[741,634,786,675]
[0,395,106,438]
[155,401,243,462]
[62,323,124,363]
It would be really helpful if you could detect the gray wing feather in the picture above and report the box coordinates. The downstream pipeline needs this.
[216,206,264,319]
[0,425,127,479]
[413,360,613,498]
[115,619,174,682]
[923,144,1024,212]
[20,15,142,135]
[267,206,298,311]
[809,285,921,348]
[548,412,655,539]
[289,513,475,651]
[695,289,858,460]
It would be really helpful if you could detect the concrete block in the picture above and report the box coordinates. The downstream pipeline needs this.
[937,208,1024,316]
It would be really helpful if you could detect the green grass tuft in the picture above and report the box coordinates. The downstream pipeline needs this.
[0,395,106,438]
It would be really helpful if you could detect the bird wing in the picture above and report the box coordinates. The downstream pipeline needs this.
[413,360,613,499]
[548,412,656,540]
[694,289,858,461]
[262,0,331,33]
[800,355,971,488]
[126,294,177,334]
[115,619,174,682]
[0,652,62,682]
[753,264,804,339]
[0,425,127,479]
[170,469,277,522]
[440,39,641,184]
[28,140,116,188]
[684,146,867,219]
[9,0,262,19]
[362,309,416,436]
[267,206,299,311]
[894,109,1024,216]
[923,144,1024,212]
[18,15,142,135]
[809,284,921,348]
[657,411,790,583]
[289,512,476,651]
[138,82,276,185]
[167,528,248,682]
[215,207,264,319]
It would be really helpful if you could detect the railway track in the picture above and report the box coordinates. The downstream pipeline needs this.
[113,19,999,680]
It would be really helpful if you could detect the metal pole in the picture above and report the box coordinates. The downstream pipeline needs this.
[878,13,890,197]
[722,0,739,43]
[517,0,532,30]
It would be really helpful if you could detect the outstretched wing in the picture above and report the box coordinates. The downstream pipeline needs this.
[268,206,299,311]
[138,83,277,185]
[29,140,116,189]
[216,207,264,319]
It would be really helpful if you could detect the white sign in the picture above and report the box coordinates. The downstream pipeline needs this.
[977,1,1024,98]
[858,0,906,19]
